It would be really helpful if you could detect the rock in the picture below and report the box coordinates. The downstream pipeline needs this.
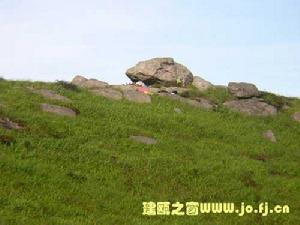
[0,117,24,130]
[123,90,151,103]
[174,108,183,114]
[224,99,277,116]
[126,57,193,87]
[129,136,157,145]
[71,75,108,89]
[293,111,300,123]
[159,93,214,110]
[110,84,138,92]
[30,88,71,102]
[91,88,123,100]
[263,130,277,143]
[228,82,260,98]
[192,76,213,91]
[41,103,78,117]
[161,87,189,95]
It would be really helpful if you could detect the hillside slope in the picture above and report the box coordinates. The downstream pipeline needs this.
[0,80,299,225]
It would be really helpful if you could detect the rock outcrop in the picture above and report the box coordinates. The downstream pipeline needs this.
[192,76,213,91]
[126,57,193,87]
[41,103,78,117]
[29,88,71,102]
[91,88,123,101]
[228,82,260,98]
[223,99,277,116]
[72,75,108,89]
[123,90,151,103]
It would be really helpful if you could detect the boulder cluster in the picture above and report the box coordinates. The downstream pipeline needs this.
[69,57,281,117]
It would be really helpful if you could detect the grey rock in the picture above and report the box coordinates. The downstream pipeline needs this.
[192,76,213,91]
[228,82,260,98]
[263,130,277,143]
[174,108,183,114]
[30,88,71,102]
[110,84,138,92]
[91,88,123,100]
[71,75,108,89]
[123,90,151,103]
[0,117,24,130]
[160,93,214,109]
[126,57,193,87]
[293,111,300,123]
[130,135,157,145]
[41,103,77,117]
[161,87,189,95]
[224,99,277,116]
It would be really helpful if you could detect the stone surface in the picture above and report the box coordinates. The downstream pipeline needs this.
[30,88,71,102]
[41,103,77,117]
[159,93,214,109]
[161,87,189,95]
[293,111,300,123]
[224,99,277,116]
[91,88,123,100]
[192,76,213,91]
[228,82,260,98]
[123,90,151,103]
[0,117,24,130]
[263,130,277,143]
[126,57,193,87]
[71,75,108,89]
[129,135,157,145]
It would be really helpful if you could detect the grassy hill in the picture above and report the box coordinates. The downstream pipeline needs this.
[0,79,299,225]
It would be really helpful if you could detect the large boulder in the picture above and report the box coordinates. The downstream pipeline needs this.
[228,82,260,98]
[72,75,108,89]
[224,99,277,116]
[192,76,212,91]
[126,57,193,87]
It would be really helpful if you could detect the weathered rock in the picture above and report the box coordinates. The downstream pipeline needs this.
[263,130,277,143]
[0,117,24,130]
[71,75,108,89]
[159,93,214,110]
[192,76,213,91]
[126,57,193,87]
[161,87,189,95]
[91,88,123,100]
[224,99,277,116]
[228,82,260,98]
[129,135,157,145]
[293,111,300,123]
[30,88,71,102]
[41,103,77,117]
[123,90,151,103]
[110,84,138,92]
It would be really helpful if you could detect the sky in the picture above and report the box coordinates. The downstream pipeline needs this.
[0,0,299,96]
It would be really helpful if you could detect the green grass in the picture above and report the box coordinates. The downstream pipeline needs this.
[0,80,299,225]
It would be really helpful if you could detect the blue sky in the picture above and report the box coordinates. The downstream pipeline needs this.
[0,0,299,96]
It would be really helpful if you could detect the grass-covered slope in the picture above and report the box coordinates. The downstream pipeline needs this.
[0,80,299,225]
